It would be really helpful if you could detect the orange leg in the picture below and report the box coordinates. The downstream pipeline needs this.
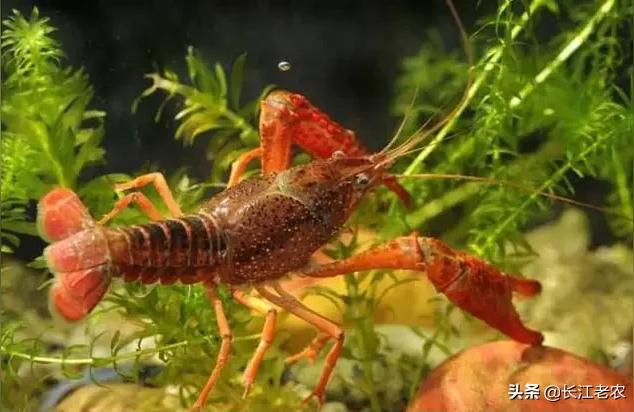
[230,288,277,397]
[114,172,182,217]
[189,286,232,411]
[227,147,264,188]
[97,192,163,225]
[256,283,344,408]
[299,233,544,346]
[285,334,330,365]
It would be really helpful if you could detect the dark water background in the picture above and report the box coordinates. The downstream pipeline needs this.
[1,1,617,258]
[3,0,487,174]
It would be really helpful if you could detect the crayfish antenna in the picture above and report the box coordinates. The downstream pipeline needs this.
[397,172,629,220]
[382,0,475,165]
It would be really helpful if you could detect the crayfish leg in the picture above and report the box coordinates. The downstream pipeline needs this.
[190,286,233,411]
[256,283,344,409]
[227,148,264,188]
[98,192,163,225]
[285,333,330,365]
[115,172,182,218]
[230,289,278,397]
[382,175,413,208]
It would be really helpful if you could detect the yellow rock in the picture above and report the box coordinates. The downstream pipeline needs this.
[55,383,181,412]
[274,270,439,352]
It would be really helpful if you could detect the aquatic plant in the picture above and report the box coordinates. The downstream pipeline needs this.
[0,8,114,409]
[393,0,632,265]
[0,8,112,252]
[1,1,632,411]
[134,48,270,183]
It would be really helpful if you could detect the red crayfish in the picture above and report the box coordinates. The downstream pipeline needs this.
[37,3,546,410]
[38,87,544,410]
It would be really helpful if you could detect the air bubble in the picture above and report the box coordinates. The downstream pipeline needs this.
[278,61,292,71]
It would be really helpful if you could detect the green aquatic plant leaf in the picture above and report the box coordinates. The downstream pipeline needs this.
[135,49,272,185]
[229,52,247,111]
[0,8,62,82]
[394,0,632,265]
[0,7,109,252]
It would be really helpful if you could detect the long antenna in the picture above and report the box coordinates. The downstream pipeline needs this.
[382,0,475,163]
[380,84,421,154]
[397,173,632,220]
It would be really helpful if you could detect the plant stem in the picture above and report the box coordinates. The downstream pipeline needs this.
[509,0,616,108]
[33,126,69,187]
[405,0,546,175]
[345,274,381,412]
[404,0,617,231]
[473,137,608,255]
[223,108,258,140]
[612,147,633,222]
[406,182,481,228]
[1,333,261,366]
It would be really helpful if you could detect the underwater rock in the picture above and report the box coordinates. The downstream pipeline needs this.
[54,382,180,412]
[38,364,166,412]
[518,209,633,369]
[407,340,633,412]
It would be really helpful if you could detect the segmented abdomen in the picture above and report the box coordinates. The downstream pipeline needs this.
[107,212,227,285]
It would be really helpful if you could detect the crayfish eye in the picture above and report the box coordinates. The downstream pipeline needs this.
[354,173,370,187]
[332,150,346,160]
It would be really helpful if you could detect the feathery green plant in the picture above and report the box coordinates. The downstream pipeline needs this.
[134,48,272,183]
[0,8,114,252]
[393,0,632,265]
[0,8,118,410]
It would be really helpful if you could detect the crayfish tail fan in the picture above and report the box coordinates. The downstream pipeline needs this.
[38,188,113,321]
[49,265,112,321]
[37,188,95,242]
[44,230,113,321]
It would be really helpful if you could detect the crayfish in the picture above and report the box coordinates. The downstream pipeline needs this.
[37,4,545,410]
[38,88,544,410]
